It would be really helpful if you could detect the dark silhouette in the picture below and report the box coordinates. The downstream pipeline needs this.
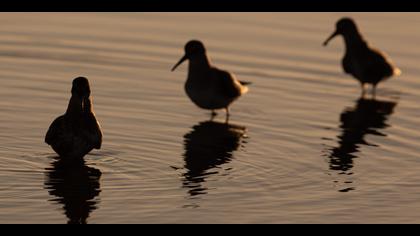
[324,18,401,98]
[180,120,247,197]
[45,77,102,162]
[171,40,251,118]
[44,158,101,224]
[326,97,397,182]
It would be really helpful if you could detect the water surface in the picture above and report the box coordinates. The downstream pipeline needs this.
[0,13,419,223]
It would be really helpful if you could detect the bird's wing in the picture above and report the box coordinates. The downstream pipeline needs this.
[45,115,65,145]
[363,47,396,79]
[85,113,103,149]
[213,68,248,98]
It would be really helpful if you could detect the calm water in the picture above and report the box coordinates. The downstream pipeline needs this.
[1,13,420,223]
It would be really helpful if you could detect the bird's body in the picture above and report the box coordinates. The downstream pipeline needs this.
[185,66,248,110]
[341,37,398,86]
[324,18,400,97]
[45,77,102,161]
[172,40,249,118]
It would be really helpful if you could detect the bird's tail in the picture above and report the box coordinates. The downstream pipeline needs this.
[240,80,252,86]
[239,80,251,94]
[394,67,402,76]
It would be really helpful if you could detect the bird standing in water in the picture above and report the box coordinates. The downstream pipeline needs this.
[45,77,102,162]
[171,40,250,120]
[323,17,401,98]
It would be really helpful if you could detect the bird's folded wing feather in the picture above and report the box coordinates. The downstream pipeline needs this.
[45,115,64,144]
[364,48,395,78]
[214,68,245,98]
[85,113,102,149]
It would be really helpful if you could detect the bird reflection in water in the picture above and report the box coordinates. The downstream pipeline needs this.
[325,97,397,192]
[179,120,247,199]
[44,158,101,224]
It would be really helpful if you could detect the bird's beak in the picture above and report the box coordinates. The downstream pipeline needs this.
[323,30,339,46]
[171,54,188,71]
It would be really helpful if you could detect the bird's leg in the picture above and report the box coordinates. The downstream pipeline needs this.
[225,107,230,124]
[360,83,366,98]
[210,110,217,121]
[372,84,377,100]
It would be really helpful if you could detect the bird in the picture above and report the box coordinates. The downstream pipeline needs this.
[171,40,250,120]
[323,17,401,98]
[45,77,102,162]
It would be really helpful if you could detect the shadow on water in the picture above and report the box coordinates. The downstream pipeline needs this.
[325,97,397,192]
[179,120,248,200]
[44,158,101,224]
